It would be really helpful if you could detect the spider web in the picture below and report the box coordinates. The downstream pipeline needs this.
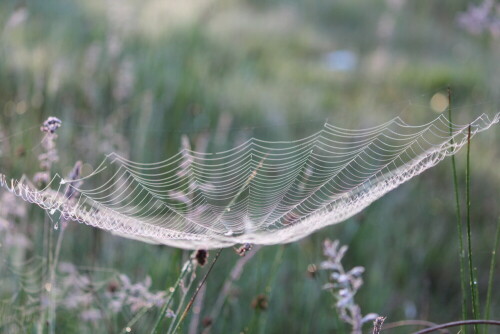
[1,113,499,249]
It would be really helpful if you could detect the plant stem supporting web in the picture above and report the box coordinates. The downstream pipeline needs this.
[465,125,479,333]
[484,217,500,329]
[447,88,467,325]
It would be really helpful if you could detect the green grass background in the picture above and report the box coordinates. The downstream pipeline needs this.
[0,0,499,332]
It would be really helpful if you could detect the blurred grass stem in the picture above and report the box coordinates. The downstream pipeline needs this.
[172,248,223,334]
[120,307,149,334]
[412,320,500,334]
[151,258,193,334]
[205,245,262,332]
[167,263,199,334]
[465,125,479,333]
[48,224,65,334]
[447,88,467,324]
[256,245,284,333]
[483,217,500,329]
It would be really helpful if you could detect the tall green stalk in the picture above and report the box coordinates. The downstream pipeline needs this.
[120,306,150,334]
[447,89,467,323]
[150,258,193,334]
[465,125,479,333]
[167,266,199,334]
[484,217,500,332]
[48,225,65,334]
[171,248,224,334]
[256,245,285,334]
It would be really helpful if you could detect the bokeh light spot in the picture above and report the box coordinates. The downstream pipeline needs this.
[430,93,449,113]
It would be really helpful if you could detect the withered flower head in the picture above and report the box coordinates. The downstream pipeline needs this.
[64,161,83,200]
[41,116,62,134]
[107,280,119,293]
[307,264,317,278]
[195,249,209,266]
[372,316,387,334]
[251,294,268,311]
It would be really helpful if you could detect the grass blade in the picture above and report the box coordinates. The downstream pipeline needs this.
[484,217,500,328]
[465,125,479,333]
[171,248,223,334]
[447,88,467,323]
[151,258,193,334]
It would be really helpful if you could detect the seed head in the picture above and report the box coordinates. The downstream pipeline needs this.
[251,294,268,311]
[41,117,62,134]
[194,249,209,266]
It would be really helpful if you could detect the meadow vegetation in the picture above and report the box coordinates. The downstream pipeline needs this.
[0,0,499,333]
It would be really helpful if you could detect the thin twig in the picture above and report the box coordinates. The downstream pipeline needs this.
[173,248,223,333]
[382,320,448,333]
[411,320,500,334]
[207,245,262,326]
[214,154,268,227]
[372,316,386,334]
[188,283,207,334]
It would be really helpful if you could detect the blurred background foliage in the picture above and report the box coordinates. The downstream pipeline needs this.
[0,0,499,333]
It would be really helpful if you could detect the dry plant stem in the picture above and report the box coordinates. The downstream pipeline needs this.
[172,248,223,334]
[372,316,386,334]
[411,320,500,334]
[214,154,268,225]
[320,240,374,334]
[466,125,479,333]
[194,156,263,333]
[382,320,448,333]
[188,283,207,334]
[207,245,262,328]
[447,88,467,324]
[484,217,500,328]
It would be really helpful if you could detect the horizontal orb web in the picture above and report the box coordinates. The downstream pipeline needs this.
[1,113,499,249]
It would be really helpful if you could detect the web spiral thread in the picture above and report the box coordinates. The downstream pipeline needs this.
[1,113,498,249]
